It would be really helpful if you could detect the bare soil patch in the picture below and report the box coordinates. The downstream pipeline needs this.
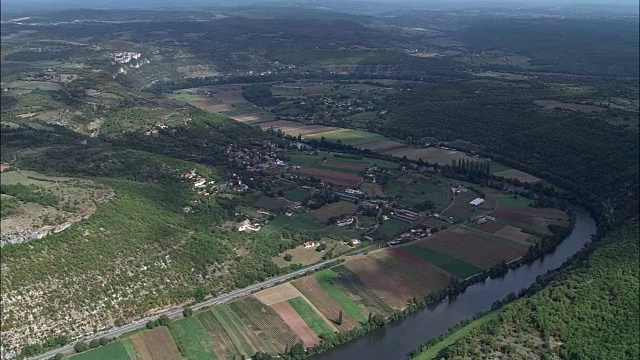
[254,283,303,306]
[131,327,182,360]
[270,301,320,347]
[297,168,361,187]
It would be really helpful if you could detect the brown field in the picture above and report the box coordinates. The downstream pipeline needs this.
[494,225,532,244]
[270,301,321,347]
[229,297,299,351]
[345,257,417,309]
[231,113,268,122]
[309,201,359,222]
[254,196,294,211]
[534,100,607,113]
[418,228,528,268]
[197,310,240,359]
[254,283,303,305]
[494,169,541,183]
[478,220,506,233]
[323,159,368,171]
[292,276,358,331]
[358,140,407,151]
[374,251,451,297]
[298,168,362,187]
[259,120,342,137]
[273,246,325,268]
[361,182,385,197]
[384,147,477,165]
[131,327,182,360]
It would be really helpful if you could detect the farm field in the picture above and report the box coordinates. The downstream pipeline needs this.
[169,316,218,360]
[385,175,450,211]
[314,269,368,323]
[253,195,294,211]
[270,301,320,347]
[130,327,182,360]
[384,147,477,165]
[292,276,359,331]
[296,167,362,187]
[534,99,607,113]
[373,251,451,298]
[373,218,411,240]
[401,245,481,279]
[309,201,359,222]
[196,310,241,359]
[416,228,529,269]
[209,305,260,355]
[344,257,420,309]
[287,297,336,336]
[330,265,395,316]
[493,169,542,183]
[282,189,311,202]
[70,340,132,360]
[228,297,299,352]
[273,246,325,267]
[360,182,385,197]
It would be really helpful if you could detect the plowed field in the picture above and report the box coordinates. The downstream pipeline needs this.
[345,257,417,309]
[271,301,320,347]
[292,276,358,331]
[131,327,181,360]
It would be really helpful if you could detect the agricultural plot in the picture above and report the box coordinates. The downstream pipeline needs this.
[417,228,528,269]
[360,182,385,197]
[494,169,542,183]
[130,327,182,360]
[401,245,481,279]
[344,257,418,309]
[292,276,359,331]
[373,218,410,240]
[384,147,477,165]
[270,301,320,347]
[330,265,395,316]
[296,167,362,187]
[322,159,368,171]
[313,269,368,323]
[287,297,336,336]
[374,251,451,297]
[496,196,534,207]
[210,305,259,355]
[169,316,218,360]
[253,195,294,211]
[282,189,311,202]
[534,99,607,113]
[305,129,386,146]
[6,80,62,91]
[442,191,491,221]
[493,225,533,245]
[228,297,299,352]
[491,204,569,234]
[287,154,365,174]
[197,310,241,360]
[70,340,132,360]
[254,283,303,306]
[309,201,359,222]
[386,175,450,211]
[273,246,324,267]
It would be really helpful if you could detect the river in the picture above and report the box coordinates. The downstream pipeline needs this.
[314,208,597,360]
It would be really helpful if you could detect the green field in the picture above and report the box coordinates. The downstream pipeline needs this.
[70,340,131,360]
[166,90,204,102]
[496,196,534,207]
[282,189,311,202]
[288,297,335,336]
[287,154,364,174]
[169,316,218,360]
[314,269,367,323]
[262,214,359,239]
[305,129,386,146]
[373,218,410,240]
[210,305,255,355]
[413,311,501,360]
[402,245,481,279]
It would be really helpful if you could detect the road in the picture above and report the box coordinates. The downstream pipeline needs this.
[27,258,339,360]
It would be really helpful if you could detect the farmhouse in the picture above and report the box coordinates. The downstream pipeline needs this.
[237,219,261,232]
[337,216,355,227]
[469,198,485,207]
[336,192,360,203]
[345,188,364,195]
[194,178,207,187]
[303,241,317,248]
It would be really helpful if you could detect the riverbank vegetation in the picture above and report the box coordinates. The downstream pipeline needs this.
[410,218,639,359]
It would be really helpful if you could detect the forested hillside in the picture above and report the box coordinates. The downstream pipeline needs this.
[422,219,639,359]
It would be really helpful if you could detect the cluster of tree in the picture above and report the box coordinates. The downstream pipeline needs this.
[73,336,116,354]
[0,183,59,207]
[242,84,281,107]
[146,315,171,329]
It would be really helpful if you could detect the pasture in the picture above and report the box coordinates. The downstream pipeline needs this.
[309,201,359,222]
[384,147,477,165]
[169,316,218,360]
[296,167,362,187]
[330,265,395,316]
[494,169,542,183]
[273,246,325,267]
[70,340,132,360]
[373,218,410,239]
[314,269,368,323]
